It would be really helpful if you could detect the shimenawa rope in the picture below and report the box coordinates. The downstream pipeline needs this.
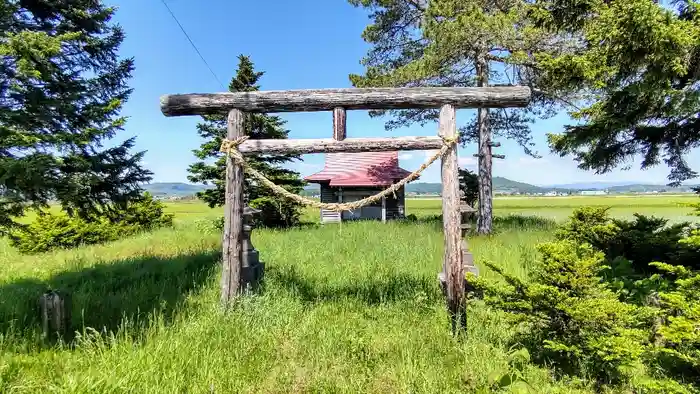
[220,136,458,213]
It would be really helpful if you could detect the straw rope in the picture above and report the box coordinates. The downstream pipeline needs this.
[220,136,458,212]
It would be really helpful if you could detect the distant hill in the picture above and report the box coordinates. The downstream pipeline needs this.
[545,182,698,193]
[142,182,211,197]
[606,184,697,193]
[405,177,574,195]
[491,177,561,194]
[545,181,639,190]
[145,179,699,199]
[304,178,571,195]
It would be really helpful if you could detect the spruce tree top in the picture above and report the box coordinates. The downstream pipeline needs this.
[187,55,305,227]
[0,0,151,231]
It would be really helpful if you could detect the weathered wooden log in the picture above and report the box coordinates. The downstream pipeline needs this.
[438,103,465,332]
[472,153,505,159]
[160,86,532,115]
[221,109,246,305]
[333,107,346,141]
[40,290,71,341]
[238,136,445,155]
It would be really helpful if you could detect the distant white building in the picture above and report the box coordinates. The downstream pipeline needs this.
[580,190,608,196]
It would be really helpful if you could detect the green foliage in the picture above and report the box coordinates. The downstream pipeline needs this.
[187,55,305,228]
[555,207,699,279]
[474,240,651,386]
[459,168,479,208]
[473,206,700,392]
[487,348,537,393]
[248,196,301,229]
[0,0,152,231]
[101,192,173,229]
[535,0,700,185]
[8,193,173,254]
[348,0,567,155]
[688,187,700,216]
[648,260,700,387]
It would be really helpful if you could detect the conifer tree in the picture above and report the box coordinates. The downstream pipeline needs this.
[187,55,305,228]
[531,0,700,186]
[349,0,571,233]
[0,0,151,232]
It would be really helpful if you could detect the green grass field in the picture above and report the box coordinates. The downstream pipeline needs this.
[0,195,697,393]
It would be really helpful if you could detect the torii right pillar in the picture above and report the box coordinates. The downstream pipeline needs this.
[437,103,469,333]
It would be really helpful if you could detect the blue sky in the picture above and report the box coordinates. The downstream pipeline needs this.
[110,0,698,186]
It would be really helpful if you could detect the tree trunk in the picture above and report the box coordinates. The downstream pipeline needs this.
[476,51,493,235]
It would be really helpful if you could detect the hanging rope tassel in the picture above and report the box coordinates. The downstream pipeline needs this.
[220,136,458,213]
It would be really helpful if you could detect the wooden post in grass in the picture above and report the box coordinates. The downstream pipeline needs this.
[221,109,246,305]
[40,290,71,341]
[438,104,465,331]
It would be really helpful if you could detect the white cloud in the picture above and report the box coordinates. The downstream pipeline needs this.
[518,156,549,165]
[458,156,477,166]
[399,153,414,160]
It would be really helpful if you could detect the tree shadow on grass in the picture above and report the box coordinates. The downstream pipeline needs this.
[266,265,442,307]
[0,250,220,348]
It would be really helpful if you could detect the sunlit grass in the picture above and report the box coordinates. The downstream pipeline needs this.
[0,195,695,392]
[405,194,699,224]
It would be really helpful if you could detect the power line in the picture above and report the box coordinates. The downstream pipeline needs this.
[159,0,227,90]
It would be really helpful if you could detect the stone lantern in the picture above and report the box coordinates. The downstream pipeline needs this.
[438,194,480,299]
[460,202,479,278]
[458,189,479,278]
[240,206,264,291]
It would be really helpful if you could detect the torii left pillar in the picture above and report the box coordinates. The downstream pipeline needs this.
[221,109,246,305]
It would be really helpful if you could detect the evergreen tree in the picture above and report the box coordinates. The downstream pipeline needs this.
[349,0,572,234]
[187,55,305,228]
[0,0,151,232]
[459,168,479,208]
[532,0,700,185]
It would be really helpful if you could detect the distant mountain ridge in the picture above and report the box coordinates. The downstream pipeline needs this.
[403,177,572,195]
[146,179,698,198]
[143,182,212,197]
[544,181,641,190]
[403,178,698,195]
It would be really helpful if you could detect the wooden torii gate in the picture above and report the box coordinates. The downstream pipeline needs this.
[160,86,531,323]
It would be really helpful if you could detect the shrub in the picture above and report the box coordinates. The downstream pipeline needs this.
[555,207,698,278]
[473,240,653,386]
[249,196,301,228]
[9,193,173,254]
[101,192,174,229]
[647,255,700,387]
[687,187,700,216]
[470,208,700,392]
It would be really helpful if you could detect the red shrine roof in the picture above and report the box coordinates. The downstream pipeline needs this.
[305,151,413,187]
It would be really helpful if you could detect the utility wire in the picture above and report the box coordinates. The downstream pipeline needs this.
[159,0,227,90]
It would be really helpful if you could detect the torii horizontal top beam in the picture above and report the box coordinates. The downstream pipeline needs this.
[160,86,531,116]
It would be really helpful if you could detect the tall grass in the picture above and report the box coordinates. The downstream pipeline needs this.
[406,194,700,224]
[0,195,696,392]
